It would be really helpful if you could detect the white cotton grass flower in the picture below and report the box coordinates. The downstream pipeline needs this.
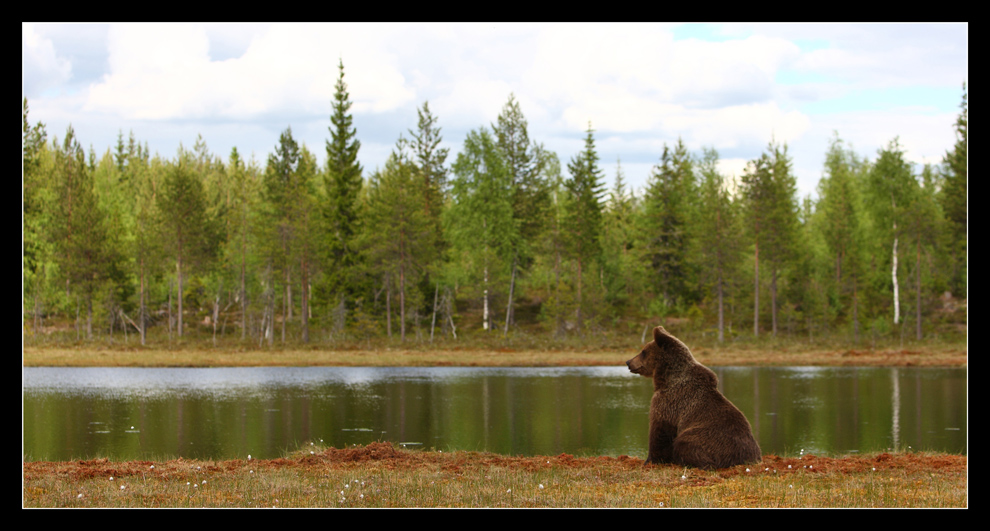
[120,485,126,490]
[539,484,544,489]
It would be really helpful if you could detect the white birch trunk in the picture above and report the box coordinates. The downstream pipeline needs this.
[483,265,489,330]
[892,231,900,325]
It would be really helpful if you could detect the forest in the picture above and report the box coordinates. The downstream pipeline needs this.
[21,64,968,348]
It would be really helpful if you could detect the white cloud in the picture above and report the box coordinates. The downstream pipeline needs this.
[22,23,72,95]
[82,23,416,122]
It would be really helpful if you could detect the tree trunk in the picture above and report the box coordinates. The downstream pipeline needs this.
[177,243,184,338]
[430,282,439,343]
[241,206,248,341]
[916,230,922,340]
[717,271,725,343]
[892,232,900,325]
[300,251,309,343]
[386,275,392,338]
[852,270,860,343]
[139,257,146,345]
[483,264,490,331]
[753,239,759,337]
[771,267,778,337]
[504,256,517,336]
[399,255,407,342]
[576,256,583,331]
[282,268,289,344]
[86,293,93,340]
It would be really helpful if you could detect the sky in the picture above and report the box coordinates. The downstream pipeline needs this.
[22,22,968,202]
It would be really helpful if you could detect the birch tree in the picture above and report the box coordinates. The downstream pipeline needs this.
[866,138,915,326]
[447,128,518,332]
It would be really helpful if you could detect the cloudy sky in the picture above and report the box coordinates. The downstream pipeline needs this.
[23,22,967,201]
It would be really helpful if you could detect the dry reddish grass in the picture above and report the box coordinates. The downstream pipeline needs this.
[23,442,965,480]
[23,443,967,508]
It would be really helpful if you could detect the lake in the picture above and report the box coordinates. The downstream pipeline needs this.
[22,366,966,461]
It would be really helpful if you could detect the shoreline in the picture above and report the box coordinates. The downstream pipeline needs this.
[23,344,967,368]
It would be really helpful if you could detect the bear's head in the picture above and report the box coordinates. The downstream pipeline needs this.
[626,325,697,380]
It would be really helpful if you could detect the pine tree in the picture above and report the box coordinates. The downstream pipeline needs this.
[23,99,52,332]
[50,125,116,339]
[694,147,742,342]
[158,150,214,337]
[360,143,433,341]
[294,145,320,343]
[262,127,301,343]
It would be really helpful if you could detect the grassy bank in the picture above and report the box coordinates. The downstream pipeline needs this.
[23,339,967,368]
[22,442,966,508]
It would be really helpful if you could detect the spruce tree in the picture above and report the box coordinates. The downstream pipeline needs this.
[492,94,550,333]
[324,59,363,310]
[940,84,967,297]
[563,123,606,330]
[640,138,696,311]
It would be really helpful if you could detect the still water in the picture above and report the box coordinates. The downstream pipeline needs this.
[23,366,966,461]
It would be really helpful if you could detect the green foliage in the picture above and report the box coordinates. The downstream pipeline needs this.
[22,88,967,347]
[359,144,433,340]
[324,60,364,302]
[561,123,606,330]
[640,138,697,309]
[157,150,216,336]
[446,127,518,331]
[940,84,967,296]
[692,147,742,341]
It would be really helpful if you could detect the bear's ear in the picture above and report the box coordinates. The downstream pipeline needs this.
[653,325,670,343]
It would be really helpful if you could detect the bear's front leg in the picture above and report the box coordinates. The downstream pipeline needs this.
[645,421,675,466]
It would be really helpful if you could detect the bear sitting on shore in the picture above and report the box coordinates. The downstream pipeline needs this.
[626,325,762,470]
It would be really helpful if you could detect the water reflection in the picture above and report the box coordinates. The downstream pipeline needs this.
[23,366,966,461]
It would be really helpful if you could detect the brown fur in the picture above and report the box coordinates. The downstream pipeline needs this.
[626,326,762,470]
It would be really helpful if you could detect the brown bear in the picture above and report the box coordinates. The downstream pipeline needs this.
[626,325,762,470]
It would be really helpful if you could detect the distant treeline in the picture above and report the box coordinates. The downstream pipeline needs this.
[21,66,968,345]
